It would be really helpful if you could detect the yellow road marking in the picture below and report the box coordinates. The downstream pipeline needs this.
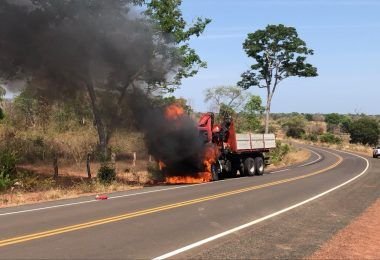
[0,152,343,248]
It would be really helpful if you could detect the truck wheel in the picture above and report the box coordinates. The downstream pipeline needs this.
[255,157,264,176]
[211,162,222,181]
[244,158,255,176]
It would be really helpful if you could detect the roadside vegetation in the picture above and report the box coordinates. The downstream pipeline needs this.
[276,112,379,156]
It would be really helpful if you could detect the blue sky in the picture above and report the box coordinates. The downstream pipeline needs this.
[174,0,380,114]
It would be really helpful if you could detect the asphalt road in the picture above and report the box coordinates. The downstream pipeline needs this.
[0,144,376,259]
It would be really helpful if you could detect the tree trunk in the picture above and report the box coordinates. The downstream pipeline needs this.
[53,156,58,179]
[86,153,91,179]
[265,89,272,134]
[85,81,108,159]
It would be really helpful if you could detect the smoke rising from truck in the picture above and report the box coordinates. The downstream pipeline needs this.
[126,91,207,176]
[0,0,208,177]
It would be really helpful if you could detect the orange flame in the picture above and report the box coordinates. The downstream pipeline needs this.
[163,144,219,184]
[165,104,184,120]
[165,172,212,184]
[161,104,219,184]
[203,144,219,173]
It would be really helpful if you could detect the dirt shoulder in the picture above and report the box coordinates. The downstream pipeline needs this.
[310,198,380,259]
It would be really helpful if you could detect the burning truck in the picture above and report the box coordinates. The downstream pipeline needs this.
[198,112,276,181]
[160,104,276,184]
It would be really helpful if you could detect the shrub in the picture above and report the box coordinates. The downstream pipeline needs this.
[0,172,12,191]
[97,163,116,184]
[282,115,306,139]
[0,107,4,121]
[348,117,379,146]
[0,149,17,191]
[286,127,305,139]
[0,150,17,179]
[304,133,318,142]
[269,141,291,164]
[319,133,342,144]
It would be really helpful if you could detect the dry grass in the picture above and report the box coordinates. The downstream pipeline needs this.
[0,180,141,208]
[267,148,311,171]
[294,139,373,157]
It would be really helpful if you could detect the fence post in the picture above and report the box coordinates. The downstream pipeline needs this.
[86,153,91,179]
[133,152,136,167]
[53,155,58,179]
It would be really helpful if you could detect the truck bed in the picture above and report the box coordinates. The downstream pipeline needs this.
[235,133,276,151]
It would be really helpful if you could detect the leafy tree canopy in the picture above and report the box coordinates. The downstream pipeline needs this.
[349,117,379,146]
[325,113,344,125]
[238,24,317,133]
[239,95,264,133]
[204,85,249,112]
[143,0,211,90]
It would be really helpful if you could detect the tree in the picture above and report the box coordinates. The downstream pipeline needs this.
[282,115,307,139]
[218,103,236,120]
[238,24,318,133]
[304,113,313,121]
[204,86,249,112]
[240,95,264,132]
[325,113,352,133]
[325,113,343,133]
[144,0,211,90]
[348,117,380,146]
[0,86,5,120]
[0,0,210,159]
[340,116,352,133]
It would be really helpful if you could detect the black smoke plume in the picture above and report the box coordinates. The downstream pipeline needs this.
[0,0,205,175]
[126,91,206,175]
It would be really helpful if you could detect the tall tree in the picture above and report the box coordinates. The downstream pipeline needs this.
[238,24,318,133]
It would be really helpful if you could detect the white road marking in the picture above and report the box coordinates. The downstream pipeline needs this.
[269,148,322,174]
[153,150,369,260]
[297,149,323,167]
[270,169,289,173]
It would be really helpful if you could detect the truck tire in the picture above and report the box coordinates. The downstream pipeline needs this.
[244,157,255,176]
[255,157,264,175]
[211,161,222,181]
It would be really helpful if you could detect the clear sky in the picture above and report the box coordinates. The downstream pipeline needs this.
[174,0,380,114]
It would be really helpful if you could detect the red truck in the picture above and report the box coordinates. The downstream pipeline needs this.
[198,112,276,181]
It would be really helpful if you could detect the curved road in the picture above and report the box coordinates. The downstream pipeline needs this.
[0,144,378,259]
